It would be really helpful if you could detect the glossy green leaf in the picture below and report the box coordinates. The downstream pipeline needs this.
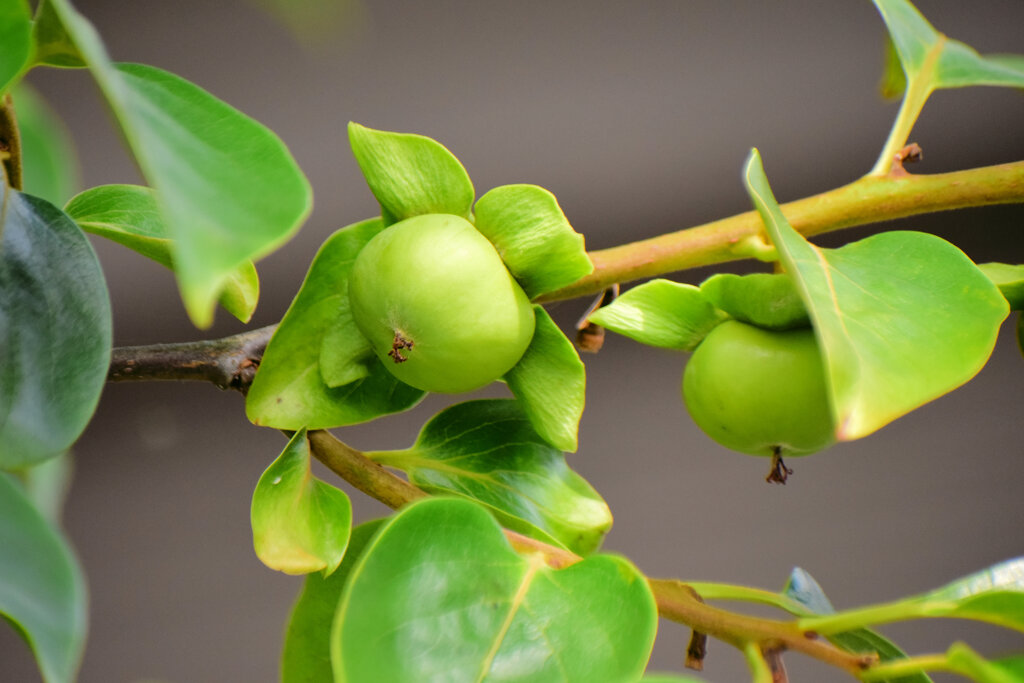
[281,519,384,683]
[41,0,312,326]
[918,557,1024,632]
[700,272,809,331]
[30,0,83,68]
[978,263,1024,310]
[10,83,78,205]
[246,219,425,429]
[873,0,1024,90]
[348,122,474,225]
[587,279,727,351]
[332,497,657,683]
[0,0,32,94]
[946,643,1024,683]
[504,306,585,452]
[473,184,593,299]
[744,149,1007,441]
[65,184,259,322]
[0,473,86,683]
[783,568,932,683]
[0,189,111,468]
[251,429,352,575]
[368,399,612,555]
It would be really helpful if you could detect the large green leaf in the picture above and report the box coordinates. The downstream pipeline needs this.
[348,122,474,225]
[251,429,352,575]
[39,0,312,326]
[65,184,259,323]
[504,306,585,452]
[917,557,1024,632]
[0,0,32,94]
[246,219,425,429]
[874,0,1024,91]
[0,189,111,468]
[331,497,657,683]
[587,279,728,350]
[743,150,1007,441]
[281,519,385,683]
[473,184,593,299]
[0,473,86,683]
[9,83,78,206]
[700,272,809,331]
[783,568,932,683]
[367,399,612,555]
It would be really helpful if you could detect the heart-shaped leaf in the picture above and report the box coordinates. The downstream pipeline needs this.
[246,219,425,430]
[348,122,474,225]
[367,399,612,555]
[65,184,259,322]
[39,0,312,327]
[700,272,809,331]
[0,0,31,94]
[978,263,1024,310]
[331,497,657,683]
[504,306,585,452]
[0,473,86,683]
[744,149,1007,441]
[251,429,352,575]
[281,519,385,683]
[10,83,79,206]
[587,279,727,351]
[0,189,111,468]
[473,184,593,299]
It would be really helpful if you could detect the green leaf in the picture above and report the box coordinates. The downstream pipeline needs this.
[331,497,657,683]
[473,184,593,299]
[0,473,86,683]
[30,0,83,68]
[783,568,932,683]
[744,149,1007,441]
[587,279,727,351]
[873,0,1024,90]
[946,643,1024,683]
[10,83,78,206]
[504,306,585,452]
[246,219,425,430]
[348,121,474,225]
[0,0,32,94]
[281,519,385,683]
[20,453,73,526]
[700,272,809,331]
[919,557,1024,632]
[0,189,111,468]
[880,35,907,99]
[367,399,612,555]
[977,263,1024,310]
[251,429,352,575]
[40,0,312,326]
[65,184,259,323]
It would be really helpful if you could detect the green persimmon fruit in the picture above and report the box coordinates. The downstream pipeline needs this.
[348,213,535,393]
[682,320,835,457]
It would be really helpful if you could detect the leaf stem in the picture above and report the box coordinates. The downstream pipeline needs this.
[798,600,928,635]
[857,653,950,681]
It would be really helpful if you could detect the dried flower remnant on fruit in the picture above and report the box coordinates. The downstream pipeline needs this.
[388,332,414,363]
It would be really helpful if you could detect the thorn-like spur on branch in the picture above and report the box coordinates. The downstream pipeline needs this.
[107,325,276,393]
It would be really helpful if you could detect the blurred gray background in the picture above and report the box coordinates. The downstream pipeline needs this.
[2,0,1023,681]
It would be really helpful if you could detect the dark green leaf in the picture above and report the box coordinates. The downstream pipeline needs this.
[946,643,1024,683]
[473,184,593,299]
[368,399,612,555]
[880,35,907,99]
[281,519,385,683]
[0,0,32,94]
[505,306,585,452]
[331,497,657,682]
[41,0,312,326]
[977,263,1024,310]
[700,272,809,331]
[251,429,352,575]
[0,473,86,683]
[744,149,1007,441]
[65,184,259,323]
[348,122,474,225]
[784,568,932,683]
[588,279,727,350]
[0,190,111,468]
[10,83,78,205]
[246,219,425,430]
